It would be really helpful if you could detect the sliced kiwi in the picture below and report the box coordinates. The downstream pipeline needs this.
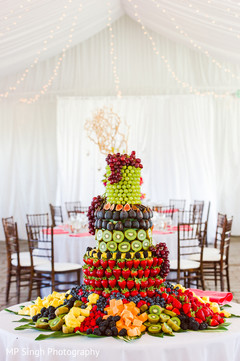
[102,230,112,242]
[74,300,82,307]
[142,239,150,250]
[148,324,161,334]
[140,304,148,313]
[49,317,64,331]
[164,309,177,317]
[162,322,173,335]
[125,229,137,241]
[97,230,103,241]
[107,241,118,252]
[159,313,170,323]
[131,240,142,252]
[148,314,160,324]
[99,242,107,252]
[62,325,74,334]
[137,229,146,241]
[36,317,49,329]
[147,228,152,239]
[113,231,124,243]
[167,317,181,331]
[149,305,163,315]
[118,242,131,253]
[55,306,69,316]
[143,321,151,328]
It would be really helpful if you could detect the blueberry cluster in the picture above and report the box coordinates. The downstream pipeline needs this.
[178,314,208,331]
[88,315,126,337]
[32,306,56,322]
[96,296,109,312]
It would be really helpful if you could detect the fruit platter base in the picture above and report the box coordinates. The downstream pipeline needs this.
[1,301,240,361]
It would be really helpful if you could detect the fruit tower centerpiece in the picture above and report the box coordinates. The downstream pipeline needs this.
[16,151,235,340]
[84,151,170,297]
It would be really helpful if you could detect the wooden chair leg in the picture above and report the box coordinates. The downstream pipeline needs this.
[200,271,205,290]
[226,266,230,292]
[214,264,217,290]
[6,271,11,303]
[220,267,224,292]
[16,271,20,304]
[28,271,33,301]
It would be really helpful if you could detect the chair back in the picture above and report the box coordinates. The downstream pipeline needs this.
[177,222,207,278]
[65,201,81,217]
[74,206,88,214]
[169,199,186,211]
[220,216,233,264]
[2,217,20,267]
[26,224,54,272]
[189,203,204,223]
[49,204,63,227]
[26,213,49,226]
[153,205,175,219]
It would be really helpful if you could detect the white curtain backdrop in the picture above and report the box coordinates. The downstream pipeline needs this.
[0,100,57,239]
[56,96,240,241]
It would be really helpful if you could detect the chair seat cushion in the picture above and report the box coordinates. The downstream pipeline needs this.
[170,259,200,270]
[189,249,225,262]
[11,252,46,267]
[34,262,82,273]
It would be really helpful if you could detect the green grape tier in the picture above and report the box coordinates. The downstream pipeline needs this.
[105,165,142,204]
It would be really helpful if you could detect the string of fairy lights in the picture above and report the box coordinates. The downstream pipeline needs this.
[0,0,32,36]
[128,0,234,98]
[19,1,83,104]
[1,0,239,103]
[106,1,122,99]
[150,0,240,81]
[0,0,77,100]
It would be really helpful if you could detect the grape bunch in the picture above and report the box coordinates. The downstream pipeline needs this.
[87,196,105,235]
[150,242,170,278]
[106,151,143,184]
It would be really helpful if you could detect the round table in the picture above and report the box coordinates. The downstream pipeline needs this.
[0,302,240,361]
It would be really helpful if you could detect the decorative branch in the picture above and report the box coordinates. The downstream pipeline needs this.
[84,106,129,155]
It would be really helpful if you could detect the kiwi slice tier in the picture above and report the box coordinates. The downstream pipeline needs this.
[113,231,124,243]
[142,239,150,250]
[118,242,131,253]
[131,240,142,252]
[125,229,137,241]
[162,322,173,335]
[99,242,107,252]
[36,317,49,329]
[96,229,103,241]
[137,229,146,241]
[107,241,118,252]
[102,230,112,242]
[147,228,152,239]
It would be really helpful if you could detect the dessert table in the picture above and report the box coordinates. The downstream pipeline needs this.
[0,302,240,361]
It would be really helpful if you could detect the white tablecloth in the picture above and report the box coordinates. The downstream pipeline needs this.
[0,302,240,361]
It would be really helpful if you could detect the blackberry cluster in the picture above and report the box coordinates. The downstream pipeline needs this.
[178,314,208,331]
[32,305,57,322]
[87,315,125,337]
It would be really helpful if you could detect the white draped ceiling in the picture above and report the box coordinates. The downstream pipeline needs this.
[1,0,240,79]
[0,2,240,240]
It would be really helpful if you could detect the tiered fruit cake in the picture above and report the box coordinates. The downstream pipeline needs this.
[84,151,170,297]
[14,152,235,340]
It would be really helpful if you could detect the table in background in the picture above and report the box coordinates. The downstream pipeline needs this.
[0,302,240,361]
